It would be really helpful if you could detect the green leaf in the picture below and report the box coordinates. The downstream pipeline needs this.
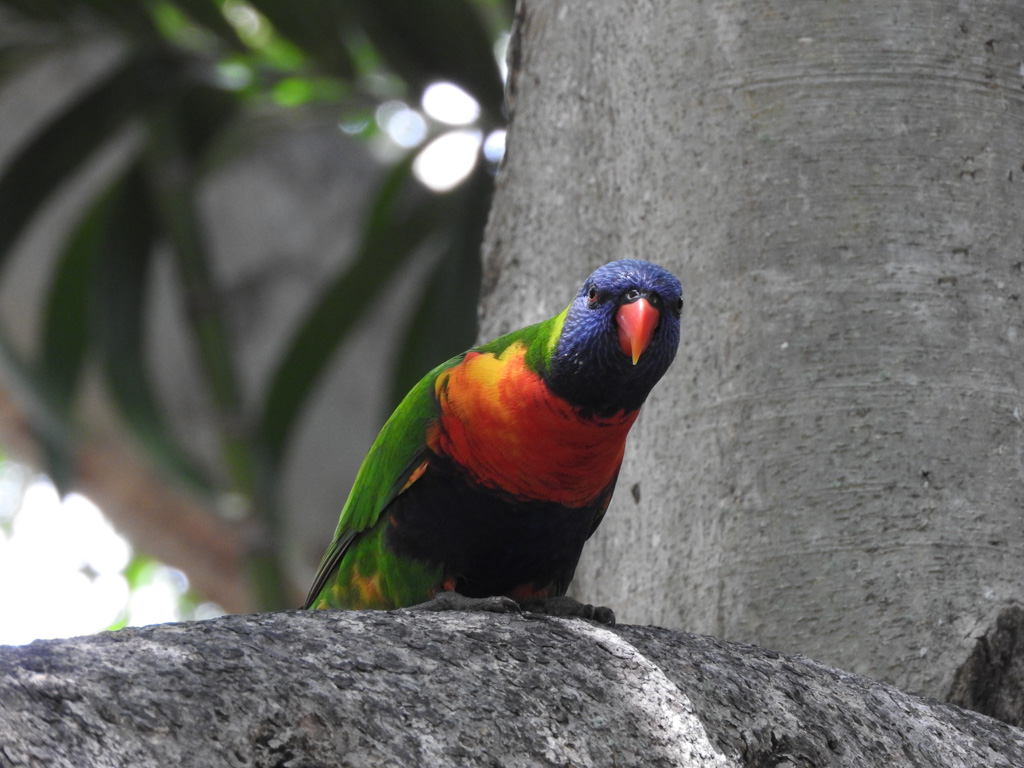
[258,155,443,465]
[246,0,356,79]
[0,329,71,470]
[387,164,491,410]
[143,100,259,505]
[39,200,99,409]
[0,52,179,274]
[91,165,212,492]
[164,0,247,51]
[123,553,161,592]
[352,0,505,123]
[0,156,137,490]
[270,75,346,107]
[34,188,104,491]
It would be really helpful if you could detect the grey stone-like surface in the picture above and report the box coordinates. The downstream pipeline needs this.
[2,611,1023,767]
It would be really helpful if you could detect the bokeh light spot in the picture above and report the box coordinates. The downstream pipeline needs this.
[413,130,483,192]
[375,100,427,148]
[422,82,481,125]
[483,129,507,164]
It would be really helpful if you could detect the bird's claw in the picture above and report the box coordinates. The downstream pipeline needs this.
[520,595,616,626]
[405,591,615,625]
[406,591,522,615]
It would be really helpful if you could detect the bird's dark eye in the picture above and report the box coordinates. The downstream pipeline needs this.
[674,296,684,316]
[587,285,600,308]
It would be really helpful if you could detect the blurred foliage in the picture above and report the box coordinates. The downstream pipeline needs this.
[109,553,221,631]
[0,0,510,609]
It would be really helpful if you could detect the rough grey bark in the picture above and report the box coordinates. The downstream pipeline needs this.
[949,605,1024,728]
[480,0,1024,705]
[2,612,1023,768]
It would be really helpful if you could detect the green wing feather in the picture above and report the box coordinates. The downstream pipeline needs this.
[303,309,569,609]
[302,354,454,608]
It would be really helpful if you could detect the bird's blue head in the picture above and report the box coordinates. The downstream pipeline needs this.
[546,259,683,415]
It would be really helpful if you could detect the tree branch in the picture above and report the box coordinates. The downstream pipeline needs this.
[2,611,1022,767]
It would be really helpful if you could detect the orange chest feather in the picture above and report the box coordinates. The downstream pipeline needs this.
[426,342,638,507]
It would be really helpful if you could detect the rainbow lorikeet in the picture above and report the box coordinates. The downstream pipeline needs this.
[304,259,682,624]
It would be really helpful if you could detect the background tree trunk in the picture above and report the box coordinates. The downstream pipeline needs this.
[480,0,1024,703]
[3,611,1023,767]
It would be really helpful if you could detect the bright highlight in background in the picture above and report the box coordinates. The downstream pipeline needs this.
[221,0,271,48]
[368,81,502,192]
[376,100,428,148]
[0,482,127,644]
[483,129,506,164]
[421,82,480,125]
[0,467,221,646]
[413,130,483,192]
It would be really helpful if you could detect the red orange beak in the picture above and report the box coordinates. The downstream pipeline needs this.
[616,298,660,365]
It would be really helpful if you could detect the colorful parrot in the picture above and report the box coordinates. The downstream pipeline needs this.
[304,259,683,624]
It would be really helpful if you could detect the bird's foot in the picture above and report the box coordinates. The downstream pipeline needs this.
[406,591,522,615]
[519,595,616,626]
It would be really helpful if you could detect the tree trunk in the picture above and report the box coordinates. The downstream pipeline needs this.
[480,0,1024,706]
[2,611,1022,767]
